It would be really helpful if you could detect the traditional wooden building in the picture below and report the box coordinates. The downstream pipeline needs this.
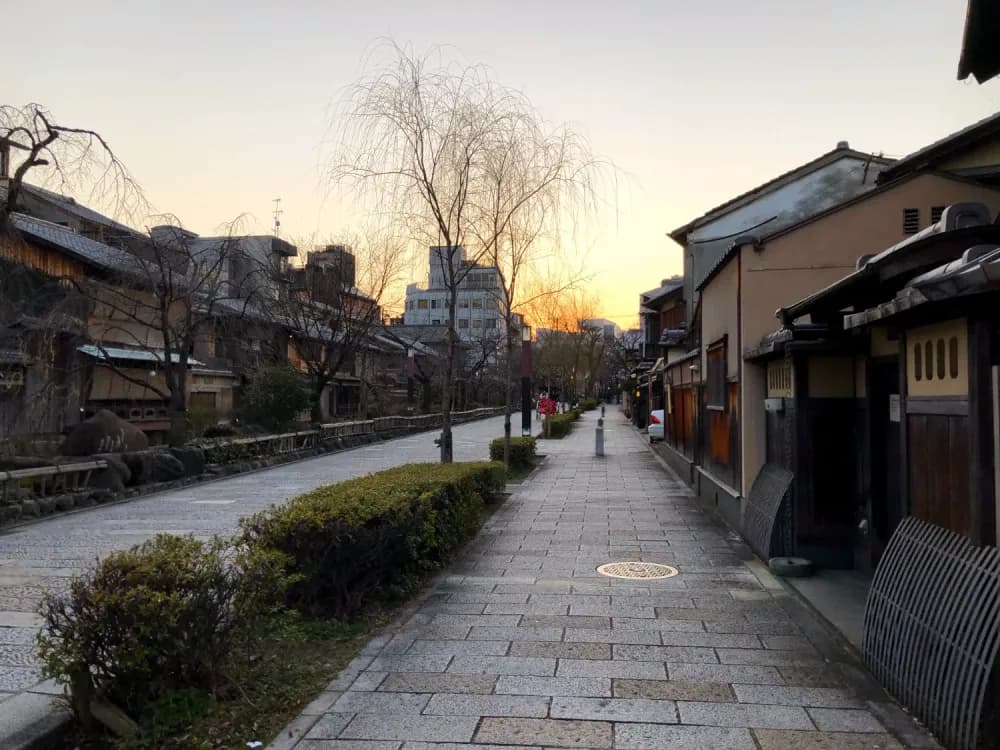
[749,202,1000,569]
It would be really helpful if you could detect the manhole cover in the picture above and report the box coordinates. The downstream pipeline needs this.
[596,561,679,580]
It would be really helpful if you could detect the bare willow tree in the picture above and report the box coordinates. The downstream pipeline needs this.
[275,230,405,422]
[474,118,601,465]
[0,103,146,227]
[330,43,588,462]
[79,216,264,445]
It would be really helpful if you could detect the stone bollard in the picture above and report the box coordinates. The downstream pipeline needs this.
[595,417,605,457]
[601,404,605,418]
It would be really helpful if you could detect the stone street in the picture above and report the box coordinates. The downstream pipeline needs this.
[273,408,938,750]
[0,414,510,744]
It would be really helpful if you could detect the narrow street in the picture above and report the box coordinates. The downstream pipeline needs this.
[0,415,509,705]
[275,407,935,749]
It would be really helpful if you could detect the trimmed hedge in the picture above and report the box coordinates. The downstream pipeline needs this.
[490,436,537,470]
[240,461,506,619]
[542,410,580,438]
[579,397,600,411]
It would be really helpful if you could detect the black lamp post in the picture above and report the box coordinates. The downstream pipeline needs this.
[406,347,415,404]
[521,325,532,436]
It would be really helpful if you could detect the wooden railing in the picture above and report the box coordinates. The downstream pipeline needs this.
[194,407,504,465]
[0,460,108,501]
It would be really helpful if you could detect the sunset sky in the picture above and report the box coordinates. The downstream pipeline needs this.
[7,0,999,328]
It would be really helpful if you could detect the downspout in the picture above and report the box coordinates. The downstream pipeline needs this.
[730,235,762,497]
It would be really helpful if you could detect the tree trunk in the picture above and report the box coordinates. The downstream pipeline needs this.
[167,390,187,446]
[502,327,514,470]
[311,378,325,423]
[440,309,456,463]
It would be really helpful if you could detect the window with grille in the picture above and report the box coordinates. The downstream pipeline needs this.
[930,206,945,224]
[903,208,920,234]
[706,340,727,410]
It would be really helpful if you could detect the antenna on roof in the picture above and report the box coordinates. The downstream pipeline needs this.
[272,197,283,237]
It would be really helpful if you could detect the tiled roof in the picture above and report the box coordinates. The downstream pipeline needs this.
[10,213,133,272]
[21,184,140,236]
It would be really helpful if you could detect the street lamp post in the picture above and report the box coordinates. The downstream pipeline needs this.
[406,347,415,405]
[521,326,532,437]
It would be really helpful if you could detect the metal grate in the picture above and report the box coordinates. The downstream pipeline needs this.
[903,207,921,234]
[862,516,1000,750]
[597,562,678,580]
[742,464,794,561]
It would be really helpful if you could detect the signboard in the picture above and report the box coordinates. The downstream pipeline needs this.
[889,394,901,423]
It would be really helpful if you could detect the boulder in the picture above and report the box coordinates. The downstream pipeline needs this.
[37,497,57,514]
[88,489,114,504]
[19,499,39,518]
[62,410,149,457]
[121,451,157,486]
[169,446,205,477]
[90,454,131,493]
[55,495,76,512]
[150,453,185,482]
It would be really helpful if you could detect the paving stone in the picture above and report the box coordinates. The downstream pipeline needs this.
[807,708,886,733]
[447,655,555,676]
[704,620,802,635]
[350,672,387,691]
[495,675,611,697]
[338,714,479,743]
[295,741,401,750]
[551,696,678,723]
[429,614,520,627]
[407,639,508,656]
[0,612,42,628]
[0,666,42,691]
[759,635,818,651]
[678,700,814,729]
[402,744,541,750]
[752,729,904,749]
[777,666,847,687]
[474,717,612,748]
[733,684,864,708]
[614,723,756,749]
[305,713,356,739]
[612,617,707,632]
[519,614,610,629]
[614,644,719,663]
[556,658,666,679]
[483,601,572,615]
[447,592,528,604]
[468,626,563,642]
[716,648,825,667]
[423,692,550,717]
[377,672,496,694]
[564,628,662,645]
[366,655,452,673]
[668,663,785,685]
[614,678,734,702]
[509,641,610,660]
[330,691,429,714]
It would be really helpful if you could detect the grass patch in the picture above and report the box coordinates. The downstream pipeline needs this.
[58,614,378,750]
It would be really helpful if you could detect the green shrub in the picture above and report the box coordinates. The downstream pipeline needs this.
[489,436,537,470]
[240,366,310,432]
[240,461,505,620]
[579,397,599,411]
[542,412,578,438]
[36,535,291,722]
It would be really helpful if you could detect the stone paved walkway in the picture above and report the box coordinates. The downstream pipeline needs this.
[273,407,937,750]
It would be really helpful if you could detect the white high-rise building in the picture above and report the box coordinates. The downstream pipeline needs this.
[403,246,504,343]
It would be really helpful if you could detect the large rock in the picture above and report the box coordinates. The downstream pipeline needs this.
[169,446,205,477]
[121,451,157,486]
[150,453,185,482]
[62,411,149,456]
[90,454,131,493]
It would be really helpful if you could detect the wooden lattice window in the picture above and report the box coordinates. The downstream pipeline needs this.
[903,208,920,235]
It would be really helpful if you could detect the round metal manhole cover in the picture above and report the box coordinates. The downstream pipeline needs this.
[596,561,679,580]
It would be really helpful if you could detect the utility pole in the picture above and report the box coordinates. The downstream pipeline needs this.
[272,198,283,237]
